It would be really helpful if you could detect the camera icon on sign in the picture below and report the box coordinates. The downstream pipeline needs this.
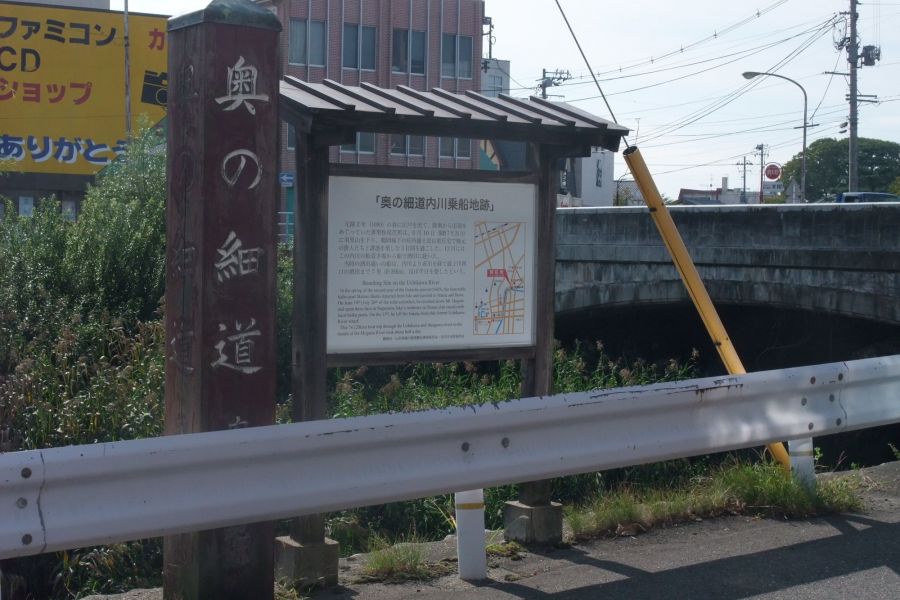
[141,70,168,107]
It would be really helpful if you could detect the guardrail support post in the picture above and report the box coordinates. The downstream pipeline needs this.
[164,1,281,598]
[789,437,816,491]
[456,489,488,580]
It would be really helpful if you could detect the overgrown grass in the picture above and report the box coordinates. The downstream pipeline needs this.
[357,535,453,583]
[565,460,864,541]
[0,318,164,451]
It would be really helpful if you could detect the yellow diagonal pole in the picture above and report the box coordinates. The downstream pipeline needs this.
[623,146,791,471]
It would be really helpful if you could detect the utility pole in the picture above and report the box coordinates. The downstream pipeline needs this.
[755,144,765,203]
[538,69,571,99]
[838,0,881,192]
[848,0,858,192]
[737,156,752,204]
[124,0,132,139]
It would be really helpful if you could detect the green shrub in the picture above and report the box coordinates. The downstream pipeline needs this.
[0,317,165,451]
[0,198,71,373]
[64,125,166,322]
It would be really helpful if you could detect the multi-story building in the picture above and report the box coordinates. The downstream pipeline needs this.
[259,0,485,236]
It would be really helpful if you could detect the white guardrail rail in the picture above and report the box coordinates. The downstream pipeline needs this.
[3,355,900,560]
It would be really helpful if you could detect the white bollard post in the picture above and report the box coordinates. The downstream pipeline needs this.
[455,489,487,581]
[789,437,816,492]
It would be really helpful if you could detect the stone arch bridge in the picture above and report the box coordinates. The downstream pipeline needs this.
[555,204,900,326]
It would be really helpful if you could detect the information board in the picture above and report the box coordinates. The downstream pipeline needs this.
[327,176,537,354]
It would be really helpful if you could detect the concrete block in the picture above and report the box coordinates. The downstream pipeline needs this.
[275,535,340,590]
[503,500,563,545]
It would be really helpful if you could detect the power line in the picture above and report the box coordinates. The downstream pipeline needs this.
[638,21,834,144]
[552,0,622,130]
[582,0,790,78]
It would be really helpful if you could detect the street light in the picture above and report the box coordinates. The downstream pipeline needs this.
[743,71,808,202]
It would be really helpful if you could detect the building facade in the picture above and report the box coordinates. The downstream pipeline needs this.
[261,0,485,236]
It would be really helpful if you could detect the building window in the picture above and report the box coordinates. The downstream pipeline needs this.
[458,36,472,79]
[286,124,296,150]
[361,26,376,70]
[341,132,375,153]
[410,31,426,74]
[343,24,358,68]
[358,132,375,153]
[439,137,454,157]
[439,137,470,159]
[441,34,473,79]
[18,196,34,217]
[390,133,406,154]
[390,135,423,155]
[342,25,375,70]
[290,19,326,66]
[392,29,408,72]
[393,29,425,74]
[441,34,456,78]
[408,135,424,156]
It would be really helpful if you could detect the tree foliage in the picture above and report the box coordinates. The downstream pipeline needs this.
[889,176,900,196]
[65,126,167,320]
[780,137,900,200]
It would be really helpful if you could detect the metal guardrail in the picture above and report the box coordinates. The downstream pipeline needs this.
[2,354,899,560]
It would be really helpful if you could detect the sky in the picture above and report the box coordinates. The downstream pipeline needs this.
[115,0,900,198]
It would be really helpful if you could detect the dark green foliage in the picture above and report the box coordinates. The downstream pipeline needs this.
[276,244,294,401]
[0,126,166,453]
[0,198,71,374]
[52,539,163,599]
[0,318,164,451]
[889,176,900,196]
[781,137,900,200]
[65,126,166,321]
[0,128,167,599]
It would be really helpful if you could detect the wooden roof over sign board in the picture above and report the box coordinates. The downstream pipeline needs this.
[279,78,629,154]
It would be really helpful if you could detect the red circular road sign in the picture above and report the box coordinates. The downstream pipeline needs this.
[765,163,782,180]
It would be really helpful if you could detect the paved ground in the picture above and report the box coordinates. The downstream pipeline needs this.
[86,461,900,600]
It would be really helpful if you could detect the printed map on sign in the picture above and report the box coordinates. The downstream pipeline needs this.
[473,222,527,335]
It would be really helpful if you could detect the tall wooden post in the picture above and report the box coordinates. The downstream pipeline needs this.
[164,1,281,597]
[504,144,563,544]
[273,131,340,586]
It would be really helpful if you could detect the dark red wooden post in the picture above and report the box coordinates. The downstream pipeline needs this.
[273,132,340,586]
[504,144,563,544]
[164,1,281,597]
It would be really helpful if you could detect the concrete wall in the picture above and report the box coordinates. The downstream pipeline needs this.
[555,204,900,325]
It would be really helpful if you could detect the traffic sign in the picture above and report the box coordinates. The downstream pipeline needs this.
[279,172,295,187]
[764,163,782,180]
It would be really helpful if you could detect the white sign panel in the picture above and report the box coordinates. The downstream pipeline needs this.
[327,176,537,354]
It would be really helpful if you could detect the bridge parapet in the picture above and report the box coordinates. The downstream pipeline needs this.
[556,204,900,325]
